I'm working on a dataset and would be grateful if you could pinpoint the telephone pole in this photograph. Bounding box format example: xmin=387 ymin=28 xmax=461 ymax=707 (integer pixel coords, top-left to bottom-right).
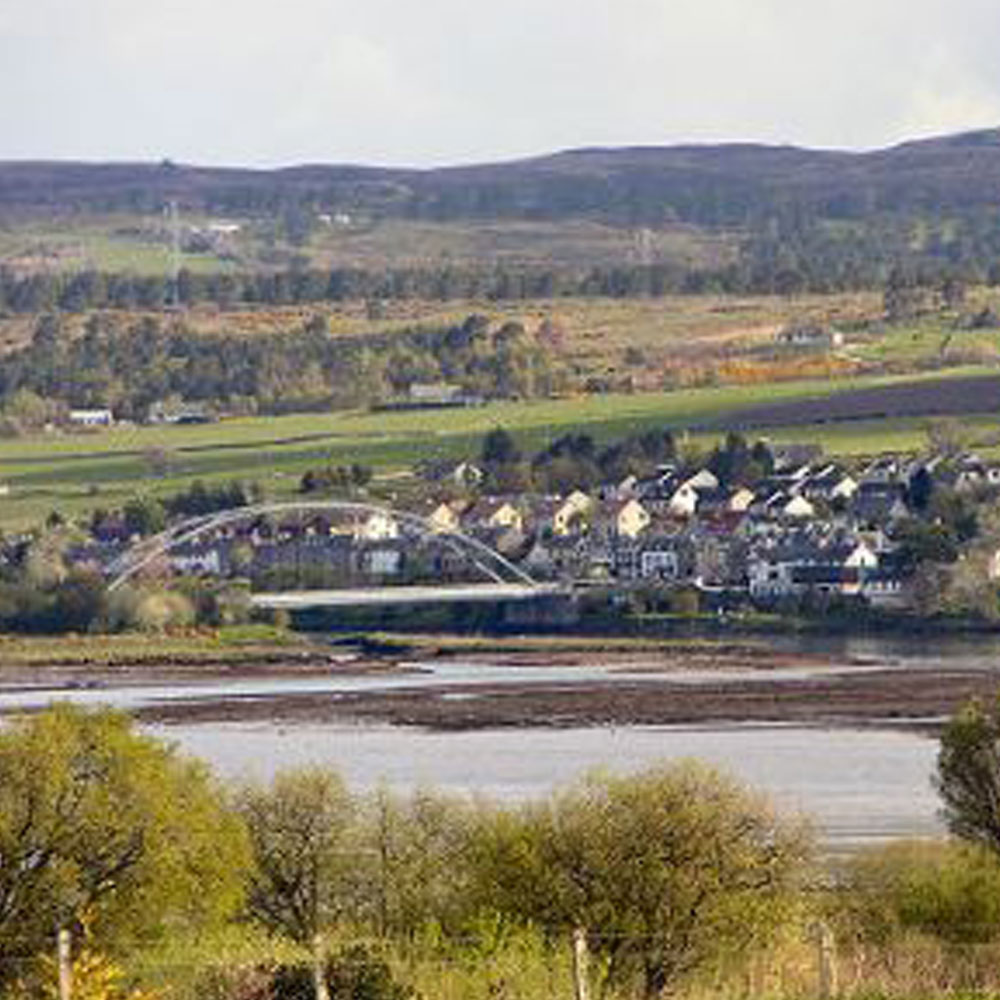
xmin=166 ymin=200 xmax=182 ymax=310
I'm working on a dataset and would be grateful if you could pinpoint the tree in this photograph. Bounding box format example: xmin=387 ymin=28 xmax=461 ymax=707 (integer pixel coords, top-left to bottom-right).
xmin=936 ymin=694 xmax=1000 ymax=854
xmin=940 ymin=275 xmax=967 ymax=311
xmin=0 ymin=706 xmax=248 ymax=983
xmin=469 ymin=762 xmax=809 ymax=999
xmin=883 ymin=267 xmax=928 ymax=323
xmin=709 ymin=432 xmax=756 ymax=487
xmin=236 ymin=767 xmax=361 ymax=943
xmin=480 ymin=427 xmax=520 ymax=467
xmin=122 ymin=495 xmax=167 ymax=537
xmin=362 ymin=787 xmax=474 ymax=936
xmin=907 ymin=466 xmax=935 ymax=513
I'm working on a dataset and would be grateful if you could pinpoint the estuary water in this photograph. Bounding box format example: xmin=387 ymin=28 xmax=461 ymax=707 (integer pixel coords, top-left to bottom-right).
xmin=156 ymin=720 xmax=941 ymax=845
xmin=3 ymin=630 xmax=999 ymax=845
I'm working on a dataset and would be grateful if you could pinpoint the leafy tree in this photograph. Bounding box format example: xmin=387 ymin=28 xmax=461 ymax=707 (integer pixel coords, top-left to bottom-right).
xmin=894 ymin=518 xmax=960 ymax=570
xmin=123 ymin=495 xmax=167 ymax=537
xmin=2 ymin=388 xmax=63 ymax=434
xmin=0 ymin=706 xmax=248 ymax=983
xmin=480 ymin=427 xmax=520 ymax=467
xmin=10 ymin=944 xmax=162 ymax=1000
xmin=936 ymin=694 xmax=1000 ymax=855
xmin=469 ymin=762 xmax=809 ymax=999
xmin=236 ymin=767 xmax=361 ymax=943
xmin=884 ymin=267 xmax=928 ymax=323
xmin=907 ymin=466 xmax=935 ymax=512
xmin=930 ymin=487 xmax=979 ymax=543
xmin=709 ymin=432 xmax=757 ymax=487
xmin=268 ymin=945 xmax=414 ymax=1000
xmin=105 ymin=586 xmax=196 ymax=632
xmin=940 ymin=275 xmax=967 ymax=311
xmin=362 ymin=787 xmax=474 ymax=936
xmin=50 ymin=569 xmax=109 ymax=632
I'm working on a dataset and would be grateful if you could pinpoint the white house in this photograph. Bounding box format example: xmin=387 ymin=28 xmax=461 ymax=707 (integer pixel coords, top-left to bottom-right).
xmin=683 ymin=469 xmax=720 ymax=492
xmin=425 ymin=501 xmax=463 ymax=534
xmin=353 ymin=510 xmax=400 ymax=541
xmin=69 ymin=408 xmax=114 ymax=427
xmin=668 ymin=483 xmax=700 ymax=517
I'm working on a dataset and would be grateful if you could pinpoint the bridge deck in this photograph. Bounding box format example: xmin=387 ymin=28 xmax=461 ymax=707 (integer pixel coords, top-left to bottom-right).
xmin=250 ymin=583 xmax=566 ymax=609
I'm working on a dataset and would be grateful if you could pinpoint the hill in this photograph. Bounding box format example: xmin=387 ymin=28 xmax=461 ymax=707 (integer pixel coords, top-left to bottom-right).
xmin=4 ymin=128 xmax=1000 ymax=227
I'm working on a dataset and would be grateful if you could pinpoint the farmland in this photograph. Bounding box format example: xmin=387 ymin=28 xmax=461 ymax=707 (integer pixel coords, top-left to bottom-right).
xmin=0 ymin=366 xmax=995 ymax=531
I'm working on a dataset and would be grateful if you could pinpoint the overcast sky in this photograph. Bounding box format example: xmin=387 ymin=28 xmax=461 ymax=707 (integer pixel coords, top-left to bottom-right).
xmin=3 ymin=0 xmax=1000 ymax=167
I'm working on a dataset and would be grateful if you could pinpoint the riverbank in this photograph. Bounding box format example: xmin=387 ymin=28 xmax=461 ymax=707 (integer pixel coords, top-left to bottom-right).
xmin=0 ymin=627 xmax=407 ymax=687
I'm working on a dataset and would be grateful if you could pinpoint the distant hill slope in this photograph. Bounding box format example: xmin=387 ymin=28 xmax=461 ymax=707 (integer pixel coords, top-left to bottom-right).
xmin=4 ymin=128 xmax=1000 ymax=227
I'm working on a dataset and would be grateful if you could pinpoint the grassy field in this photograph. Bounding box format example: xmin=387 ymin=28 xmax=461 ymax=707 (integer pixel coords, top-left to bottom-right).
xmin=0 ymin=216 xmax=233 ymax=276
xmin=0 ymin=213 xmax=734 ymax=277
xmin=0 ymin=625 xmax=303 ymax=667
xmin=0 ymin=367 xmax=993 ymax=531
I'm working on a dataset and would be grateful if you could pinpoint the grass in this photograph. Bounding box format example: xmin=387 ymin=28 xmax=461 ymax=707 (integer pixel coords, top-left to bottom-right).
xmin=351 ymin=632 xmax=758 ymax=655
xmin=0 ymin=626 xmax=304 ymax=668
xmin=127 ymin=918 xmax=1000 ymax=1000
xmin=0 ymin=217 xmax=232 ymax=276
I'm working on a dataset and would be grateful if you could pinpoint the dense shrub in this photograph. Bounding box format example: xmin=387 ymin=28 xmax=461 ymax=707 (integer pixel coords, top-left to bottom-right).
xmin=839 ymin=839 xmax=1000 ymax=943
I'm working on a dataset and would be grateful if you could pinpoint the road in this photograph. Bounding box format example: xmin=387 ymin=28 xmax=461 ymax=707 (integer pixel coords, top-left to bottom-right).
xmin=250 ymin=582 xmax=566 ymax=609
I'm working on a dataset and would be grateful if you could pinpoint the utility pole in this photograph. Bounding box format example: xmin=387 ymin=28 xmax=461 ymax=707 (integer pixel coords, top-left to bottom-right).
xmin=57 ymin=927 xmax=72 ymax=1000
xmin=166 ymin=200 xmax=182 ymax=310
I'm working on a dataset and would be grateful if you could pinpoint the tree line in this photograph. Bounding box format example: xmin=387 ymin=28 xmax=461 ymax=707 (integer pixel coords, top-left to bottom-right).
xmin=477 ymin=426 xmax=773 ymax=495
xmin=0 ymin=313 xmax=561 ymax=420
xmin=5 ymin=234 xmax=1000 ymax=318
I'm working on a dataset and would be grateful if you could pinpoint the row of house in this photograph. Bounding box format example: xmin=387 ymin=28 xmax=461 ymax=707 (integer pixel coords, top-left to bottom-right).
xmin=413 ymin=448 xmax=1000 ymax=608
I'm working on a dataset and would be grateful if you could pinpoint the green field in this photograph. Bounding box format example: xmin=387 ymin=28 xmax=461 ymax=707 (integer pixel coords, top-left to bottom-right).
xmin=0 ymin=217 xmax=234 ymax=275
xmin=0 ymin=367 xmax=993 ymax=531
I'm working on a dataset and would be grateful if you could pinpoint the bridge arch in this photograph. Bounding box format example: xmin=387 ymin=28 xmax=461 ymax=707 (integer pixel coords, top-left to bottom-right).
xmin=105 ymin=500 xmax=539 ymax=593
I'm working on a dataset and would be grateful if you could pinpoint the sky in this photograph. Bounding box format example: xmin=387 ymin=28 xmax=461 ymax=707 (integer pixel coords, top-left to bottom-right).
xmin=3 ymin=0 xmax=1000 ymax=168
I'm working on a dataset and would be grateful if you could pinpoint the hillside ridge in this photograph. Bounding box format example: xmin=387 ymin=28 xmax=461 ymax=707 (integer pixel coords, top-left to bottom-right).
xmin=4 ymin=127 xmax=1000 ymax=225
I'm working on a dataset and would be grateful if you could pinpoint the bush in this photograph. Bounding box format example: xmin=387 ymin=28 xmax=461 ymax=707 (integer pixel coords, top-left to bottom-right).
xmin=106 ymin=585 xmax=196 ymax=631
xmin=840 ymin=839 xmax=1000 ymax=943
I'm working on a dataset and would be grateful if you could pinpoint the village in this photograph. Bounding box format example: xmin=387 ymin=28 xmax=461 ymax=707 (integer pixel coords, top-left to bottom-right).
xmin=48 ymin=431 xmax=1000 ymax=621
xmin=411 ymin=442 xmax=993 ymax=614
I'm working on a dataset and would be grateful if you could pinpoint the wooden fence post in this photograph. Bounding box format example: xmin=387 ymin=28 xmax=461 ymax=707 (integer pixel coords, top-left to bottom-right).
xmin=812 ymin=921 xmax=837 ymax=999
xmin=312 ymin=934 xmax=330 ymax=1000
xmin=57 ymin=928 xmax=72 ymax=1000
xmin=572 ymin=928 xmax=589 ymax=1000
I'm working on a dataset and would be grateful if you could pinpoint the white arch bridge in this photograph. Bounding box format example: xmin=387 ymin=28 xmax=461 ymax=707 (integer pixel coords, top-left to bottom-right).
xmin=105 ymin=500 xmax=566 ymax=609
